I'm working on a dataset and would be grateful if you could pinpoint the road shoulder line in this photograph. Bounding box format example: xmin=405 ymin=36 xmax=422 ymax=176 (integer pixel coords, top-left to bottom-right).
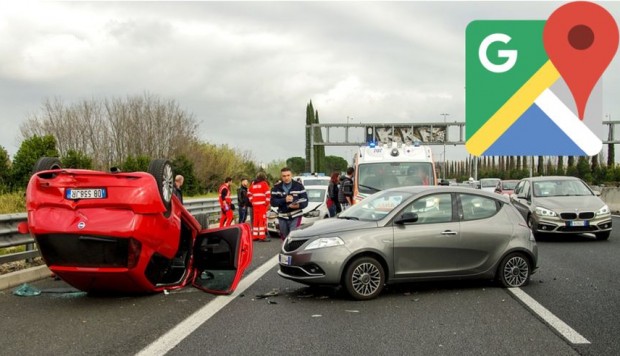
xmin=508 ymin=287 xmax=590 ymax=345
xmin=136 ymin=254 xmax=279 ymax=355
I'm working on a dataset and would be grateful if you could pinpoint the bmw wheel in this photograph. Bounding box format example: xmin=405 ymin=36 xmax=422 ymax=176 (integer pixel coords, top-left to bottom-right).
xmin=148 ymin=159 xmax=174 ymax=217
xmin=498 ymin=253 xmax=530 ymax=288
xmin=343 ymin=257 xmax=385 ymax=300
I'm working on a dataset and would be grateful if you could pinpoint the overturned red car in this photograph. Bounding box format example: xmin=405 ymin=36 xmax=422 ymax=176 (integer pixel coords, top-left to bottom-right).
xmin=21 ymin=157 xmax=252 ymax=294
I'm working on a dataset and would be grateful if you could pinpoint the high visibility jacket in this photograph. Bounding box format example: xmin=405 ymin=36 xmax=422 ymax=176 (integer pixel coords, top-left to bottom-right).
xmin=248 ymin=181 xmax=271 ymax=208
xmin=218 ymin=183 xmax=232 ymax=209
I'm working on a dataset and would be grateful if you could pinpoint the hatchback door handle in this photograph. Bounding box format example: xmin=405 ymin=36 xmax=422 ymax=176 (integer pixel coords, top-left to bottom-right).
xmin=441 ymin=230 xmax=457 ymax=236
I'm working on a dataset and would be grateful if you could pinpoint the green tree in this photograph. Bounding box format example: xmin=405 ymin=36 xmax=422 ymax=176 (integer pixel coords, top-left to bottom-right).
xmin=11 ymin=135 xmax=59 ymax=189
xmin=172 ymin=155 xmax=200 ymax=196
xmin=557 ymin=156 xmax=564 ymax=175
xmin=576 ymin=156 xmax=591 ymax=181
xmin=265 ymin=159 xmax=287 ymax=184
xmin=62 ymin=150 xmax=93 ymax=169
xmin=120 ymin=155 xmax=150 ymax=172
xmin=537 ymin=156 xmax=544 ymax=175
xmin=305 ymin=101 xmax=312 ymax=172
xmin=286 ymin=157 xmax=306 ymax=175
xmin=0 ymin=146 xmax=10 ymax=192
xmin=324 ymin=155 xmax=348 ymax=173
xmin=304 ymin=101 xmax=326 ymax=173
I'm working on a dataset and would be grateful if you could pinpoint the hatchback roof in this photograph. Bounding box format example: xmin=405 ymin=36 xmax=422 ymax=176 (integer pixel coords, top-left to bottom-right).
xmin=521 ymin=176 xmax=584 ymax=182
xmin=382 ymin=185 xmax=511 ymax=203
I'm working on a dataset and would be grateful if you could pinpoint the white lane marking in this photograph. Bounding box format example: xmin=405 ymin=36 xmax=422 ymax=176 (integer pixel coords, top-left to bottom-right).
xmin=508 ymin=287 xmax=590 ymax=344
xmin=136 ymin=255 xmax=279 ymax=355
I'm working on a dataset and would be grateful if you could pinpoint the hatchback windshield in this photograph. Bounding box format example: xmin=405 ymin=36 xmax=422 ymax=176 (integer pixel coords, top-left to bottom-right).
xmin=532 ymin=179 xmax=593 ymax=197
xmin=357 ymin=162 xmax=434 ymax=194
xmin=480 ymin=179 xmax=500 ymax=188
xmin=306 ymin=188 xmax=326 ymax=203
xmin=501 ymin=181 xmax=518 ymax=190
xmin=302 ymin=179 xmax=329 ymax=186
xmin=339 ymin=190 xmax=413 ymax=221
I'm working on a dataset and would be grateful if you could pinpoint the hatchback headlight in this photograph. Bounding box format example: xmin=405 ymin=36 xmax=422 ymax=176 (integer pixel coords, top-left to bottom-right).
xmin=535 ymin=206 xmax=557 ymax=217
xmin=596 ymin=204 xmax=610 ymax=216
xmin=305 ymin=237 xmax=344 ymax=250
xmin=304 ymin=210 xmax=320 ymax=218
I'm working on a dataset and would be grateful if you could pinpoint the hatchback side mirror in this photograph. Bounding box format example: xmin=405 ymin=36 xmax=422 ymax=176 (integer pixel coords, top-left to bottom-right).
xmin=395 ymin=212 xmax=418 ymax=224
xmin=593 ymin=190 xmax=601 ymax=197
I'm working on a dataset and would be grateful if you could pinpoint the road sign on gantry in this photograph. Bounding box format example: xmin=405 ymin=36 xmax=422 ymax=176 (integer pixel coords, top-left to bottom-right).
xmin=465 ymin=1 xmax=618 ymax=157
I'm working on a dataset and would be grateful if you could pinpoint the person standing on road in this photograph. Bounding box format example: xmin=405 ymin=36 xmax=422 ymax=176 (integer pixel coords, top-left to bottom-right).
xmin=173 ymin=175 xmax=184 ymax=204
xmin=248 ymin=172 xmax=271 ymax=241
xmin=237 ymin=178 xmax=251 ymax=223
xmin=338 ymin=167 xmax=355 ymax=210
xmin=271 ymin=167 xmax=308 ymax=240
xmin=327 ymin=171 xmax=341 ymax=217
xmin=218 ymin=177 xmax=234 ymax=227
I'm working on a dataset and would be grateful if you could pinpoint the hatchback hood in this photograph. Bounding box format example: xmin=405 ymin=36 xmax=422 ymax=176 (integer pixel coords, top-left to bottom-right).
xmin=535 ymin=195 xmax=605 ymax=211
xmin=290 ymin=218 xmax=378 ymax=237
xmin=304 ymin=202 xmax=322 ymax=213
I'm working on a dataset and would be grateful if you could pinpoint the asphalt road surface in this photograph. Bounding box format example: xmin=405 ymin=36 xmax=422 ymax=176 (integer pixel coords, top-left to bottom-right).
xmin=2 ymin=218 xmax=620 ymax=355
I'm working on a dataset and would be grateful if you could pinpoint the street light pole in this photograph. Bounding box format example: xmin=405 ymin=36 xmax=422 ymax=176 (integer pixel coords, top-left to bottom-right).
xmin=440 ymin=113 xmax=449 ymax=181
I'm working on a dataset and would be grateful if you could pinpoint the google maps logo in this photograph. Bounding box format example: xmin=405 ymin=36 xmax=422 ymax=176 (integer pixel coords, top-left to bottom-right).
xmin=466 ymin=1 xmax=618 ymax=156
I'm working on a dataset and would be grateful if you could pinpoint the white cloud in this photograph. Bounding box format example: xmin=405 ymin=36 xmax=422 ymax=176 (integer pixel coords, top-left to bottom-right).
xmin=0 ymin=1 xmax=618 ymax=165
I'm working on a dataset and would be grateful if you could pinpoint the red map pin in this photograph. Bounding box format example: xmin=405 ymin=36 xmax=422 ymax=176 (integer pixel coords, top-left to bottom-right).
xmin=543 ymin=1 xmax=619 ymax=120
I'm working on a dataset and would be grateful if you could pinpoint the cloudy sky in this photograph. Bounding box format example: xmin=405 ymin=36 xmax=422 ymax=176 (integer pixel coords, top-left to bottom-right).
xmin=1 ymin=1 xmax=619 ymax=166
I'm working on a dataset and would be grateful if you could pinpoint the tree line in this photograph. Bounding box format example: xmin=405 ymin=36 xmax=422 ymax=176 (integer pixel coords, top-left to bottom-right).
xmin=445 ymin=154 xmax=618 ymax=185
xmin=2 ymin=94 xmax=616 ymax=196
xmin=0 ymin=95 xmax=350 ymax=196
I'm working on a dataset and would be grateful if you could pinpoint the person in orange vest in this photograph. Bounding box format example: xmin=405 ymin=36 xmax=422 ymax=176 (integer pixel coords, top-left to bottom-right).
xmin=218 ymin=177 xmax=234 ymax=227
xmin=248 ymin=172 xmax=271 ymax=242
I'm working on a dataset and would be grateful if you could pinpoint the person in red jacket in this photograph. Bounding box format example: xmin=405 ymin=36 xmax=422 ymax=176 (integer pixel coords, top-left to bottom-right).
xmin=248 ymin=172 xmax=271 ymax=242
xmin=218 ymin=177 xmax=234 ymax=227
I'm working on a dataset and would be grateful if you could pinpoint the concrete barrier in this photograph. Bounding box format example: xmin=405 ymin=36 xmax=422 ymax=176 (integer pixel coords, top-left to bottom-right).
xmin=0 ymin=265 xmax=52 ymax=291
xmin=599 ymin=187 xmax=620 ymax=213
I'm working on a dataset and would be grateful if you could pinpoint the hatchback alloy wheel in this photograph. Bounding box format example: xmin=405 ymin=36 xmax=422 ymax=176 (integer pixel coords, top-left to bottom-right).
xmin=498 ymin=253 xmax=530 ymax=287
xmin=148 ymin=159 xmax=175 ymax=217
xmin=344 ymin=257 xmax=385 ymax=300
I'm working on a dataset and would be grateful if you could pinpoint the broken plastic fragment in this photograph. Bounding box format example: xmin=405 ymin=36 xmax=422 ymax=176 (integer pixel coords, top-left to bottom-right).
xmin=13 ymin=283 xmax=41 ymax=297
xmin=255 ymin=289 xmax=280 ymax=299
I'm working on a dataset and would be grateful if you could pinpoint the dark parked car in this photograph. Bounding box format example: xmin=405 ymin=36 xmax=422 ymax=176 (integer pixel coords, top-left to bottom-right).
xmin=278 ymin=186 xmax=538 ymax=300
xmin=510 ymin=176 xmax=612 ymax=240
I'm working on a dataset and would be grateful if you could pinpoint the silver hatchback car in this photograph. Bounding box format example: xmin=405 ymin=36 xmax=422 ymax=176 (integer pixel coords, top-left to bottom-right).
xmin=278 ymin=186 xmax=538 ymax=300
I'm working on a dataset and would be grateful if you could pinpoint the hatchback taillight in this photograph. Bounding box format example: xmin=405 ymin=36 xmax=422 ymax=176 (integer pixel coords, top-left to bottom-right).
xmin=127 ymin=238 xmax=142 ymax=269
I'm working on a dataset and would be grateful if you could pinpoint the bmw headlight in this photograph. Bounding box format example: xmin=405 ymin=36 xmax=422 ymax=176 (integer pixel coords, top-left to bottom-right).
xmin=535 ymin=206 xmax=557 ymax=217
xmin=596 ymin=204 xmax=611 ymax=216
xmin=304 ymin=210 xmax=320 ymax=218
xmin=305 ymin=237 xmax=345 ymax=250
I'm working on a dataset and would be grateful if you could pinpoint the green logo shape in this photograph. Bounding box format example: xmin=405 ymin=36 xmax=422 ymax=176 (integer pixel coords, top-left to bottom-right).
xmin=466 ymin=20 xmax=548 ymax=138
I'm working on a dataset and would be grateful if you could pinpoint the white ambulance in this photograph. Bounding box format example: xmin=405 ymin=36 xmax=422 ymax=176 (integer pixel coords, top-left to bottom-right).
xmin=353 ymin=141 xmax=437 ymax=203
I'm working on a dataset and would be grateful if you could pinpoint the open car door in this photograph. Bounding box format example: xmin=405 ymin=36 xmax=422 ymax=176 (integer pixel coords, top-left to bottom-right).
xmin=192 ymin=223 xmax=253 ymax=294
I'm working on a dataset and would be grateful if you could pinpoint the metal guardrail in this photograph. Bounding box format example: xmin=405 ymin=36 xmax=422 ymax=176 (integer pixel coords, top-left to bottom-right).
xmin=0 ymin=197 xmax=237 ymax=266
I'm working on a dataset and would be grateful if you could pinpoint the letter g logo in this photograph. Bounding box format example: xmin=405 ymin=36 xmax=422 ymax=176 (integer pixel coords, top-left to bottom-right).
xmin=479 ymin=33 xmax=518 ymax=73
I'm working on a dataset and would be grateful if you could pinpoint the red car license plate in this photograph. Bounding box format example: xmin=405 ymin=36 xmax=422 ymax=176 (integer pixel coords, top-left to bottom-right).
xmin=66 ymin=188 xmax=107 ymax=200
